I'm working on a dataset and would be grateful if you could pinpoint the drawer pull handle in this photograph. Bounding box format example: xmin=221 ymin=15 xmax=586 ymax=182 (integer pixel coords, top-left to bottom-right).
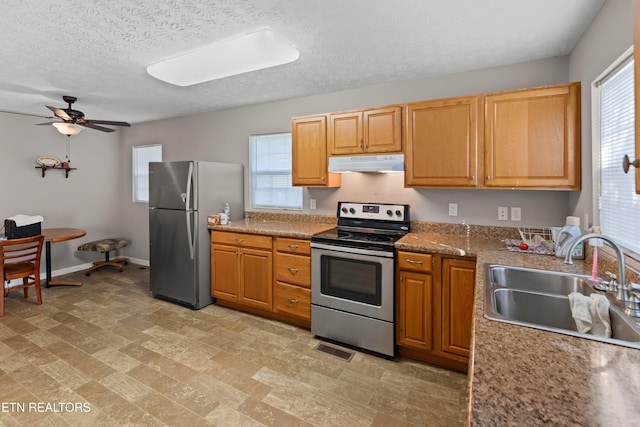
xmin=288 ymin=298 xmax=299 ymax=304
xmin=288 ymin=267 xmax=299 ymax=273
xmin=287 ymin=244 xmax=299 ymax=249
xmin=235 ymin=238 xmax=244 ymax=243
xmin=406 ymin=259 xmax=423 ymax=265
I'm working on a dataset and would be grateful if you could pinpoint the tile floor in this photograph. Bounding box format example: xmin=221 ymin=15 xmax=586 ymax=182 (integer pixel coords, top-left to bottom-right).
xmin=0 ymin=265 xmax=468 ymax=426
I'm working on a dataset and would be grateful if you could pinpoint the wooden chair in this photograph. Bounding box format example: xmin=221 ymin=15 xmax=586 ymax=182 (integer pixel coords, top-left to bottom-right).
xmin=0 ymin=235 xmax=45 ymax=317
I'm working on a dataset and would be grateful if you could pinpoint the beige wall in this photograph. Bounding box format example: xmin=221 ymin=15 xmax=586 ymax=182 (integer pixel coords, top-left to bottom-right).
xmin=568 ymin=0 xmax=634 ymax=225
xmin=0 ymin=113 xmax=124 ymax=273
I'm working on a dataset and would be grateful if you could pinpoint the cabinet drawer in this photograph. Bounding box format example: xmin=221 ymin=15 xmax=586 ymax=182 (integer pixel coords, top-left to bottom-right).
xmin=275 ymin=282 xmax=311 ymax=320
xmin=275 ymin=237 xmax=311 ymax=255
xmin=211 ymin=231 xmax=272 ymax=249
xmin=397 ymin=251 xmax=433 ymax=273
xmin=275 ymin=253 xmax=310 ymax=287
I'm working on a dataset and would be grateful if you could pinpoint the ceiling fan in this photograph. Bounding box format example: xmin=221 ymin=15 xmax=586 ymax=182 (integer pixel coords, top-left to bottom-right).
xmin=38 ymin=95 xmax=130 ymax=134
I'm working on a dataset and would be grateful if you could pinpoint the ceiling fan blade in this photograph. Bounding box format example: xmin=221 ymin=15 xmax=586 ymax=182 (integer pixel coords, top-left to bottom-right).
xmin=0 ymin=110 xmax=55 ymax=120
xmin=84 ymin=119 xmax=131 ymax=127
xmin=36 ymin=121 xmax=58 ymax=126
xmin=81 ymin=122 xmax=116 ymax=132
xmin=46 ymin=105 xmax=72 ymax=121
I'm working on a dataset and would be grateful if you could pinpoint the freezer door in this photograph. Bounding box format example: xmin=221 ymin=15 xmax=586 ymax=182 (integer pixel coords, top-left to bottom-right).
xmin=149 ymin=208 xmax=200 ymax=306
xmin=149 ymin=161 xmax=196 ymax=210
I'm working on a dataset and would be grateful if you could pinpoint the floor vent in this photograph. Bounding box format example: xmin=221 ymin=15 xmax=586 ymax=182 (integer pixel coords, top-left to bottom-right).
xmin=315 ymin=343 xmax=354 ymax=361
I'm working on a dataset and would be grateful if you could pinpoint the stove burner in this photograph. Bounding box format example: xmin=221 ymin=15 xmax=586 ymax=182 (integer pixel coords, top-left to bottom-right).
xmin=311 ymin=202 xmax=410 ymax=252
xmin=336 ymin=230 xmax=396 ymax=243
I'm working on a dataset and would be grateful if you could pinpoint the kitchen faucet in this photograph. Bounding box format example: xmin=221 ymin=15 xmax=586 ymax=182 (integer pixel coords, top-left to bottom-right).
xmin=564 ymin=233 xmax=640 ymax=317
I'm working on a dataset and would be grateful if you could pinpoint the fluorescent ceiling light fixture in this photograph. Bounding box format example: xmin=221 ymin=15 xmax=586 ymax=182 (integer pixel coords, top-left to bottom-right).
xmin=147 ymin=27 xmax=299 ymax=86
xmin=53 ymin=122 xmax=83 ymax=136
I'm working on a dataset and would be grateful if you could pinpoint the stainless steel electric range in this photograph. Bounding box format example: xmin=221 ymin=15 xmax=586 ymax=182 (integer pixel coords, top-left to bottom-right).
xmin=311 ymin=201 xmax=410 ymax=357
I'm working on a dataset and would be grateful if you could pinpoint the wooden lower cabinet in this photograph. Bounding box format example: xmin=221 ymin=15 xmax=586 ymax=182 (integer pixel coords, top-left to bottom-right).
xmin=211 ymin=231 xmax=311 ymax=328
xmin=396 ymin=251 xmax=476 ymax=372
xmin=441 ymin=258 xmax=476 ymax=359
xmin=397 ymin=270 xmax=435 ymax=351
xmin=274 ymin=237 xmax=311 ymax=322
xmin=211 ymin=231 xmax=273 ymax=310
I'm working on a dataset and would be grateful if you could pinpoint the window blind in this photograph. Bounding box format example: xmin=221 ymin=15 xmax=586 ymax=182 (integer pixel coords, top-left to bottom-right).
xmin=132 ymin=145 xmax=162 ymax=203
xmin=250 ymin=133 xmax=302 ymax=210
xmin=599 ymin=58 xmax=640 ymax=255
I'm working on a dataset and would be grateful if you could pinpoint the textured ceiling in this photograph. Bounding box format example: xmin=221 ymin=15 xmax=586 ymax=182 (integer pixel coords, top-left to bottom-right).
xmin=0 ymin=0 xmax=605 ymax=125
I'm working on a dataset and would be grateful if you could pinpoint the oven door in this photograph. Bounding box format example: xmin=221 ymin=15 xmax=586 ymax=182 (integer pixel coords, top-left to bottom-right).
xmin=311 ymin=242 xmax=394 ymax=322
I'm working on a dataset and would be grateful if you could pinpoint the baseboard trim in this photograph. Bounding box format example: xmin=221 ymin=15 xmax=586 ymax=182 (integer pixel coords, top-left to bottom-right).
xmin=4 ymin=257 xmax=150 ymax=288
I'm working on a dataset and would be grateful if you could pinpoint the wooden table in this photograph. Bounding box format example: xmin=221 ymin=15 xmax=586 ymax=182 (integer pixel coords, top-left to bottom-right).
xmin=42 ymin=228 xmax=86 ymax=287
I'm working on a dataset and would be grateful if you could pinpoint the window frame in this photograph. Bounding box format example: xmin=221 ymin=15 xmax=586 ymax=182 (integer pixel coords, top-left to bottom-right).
xmin=249 ymin=132 xmax=302 ymax=210
xmin=132 ymin=144 xmax=162 ymax=203
xmin=592 ymin=45 xmax=640 ymax=266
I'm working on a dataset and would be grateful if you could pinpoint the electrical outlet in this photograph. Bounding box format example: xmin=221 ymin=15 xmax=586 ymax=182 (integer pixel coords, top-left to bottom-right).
xmin=310 ymin=199 xmax=317 ymax=210
xmin=498 ymin=207 xmax=508 ymax=221
xmin=510 ymin=207 xmax=521 ymax=221
xmin=448 ymin=203 xmax=458 ymax=216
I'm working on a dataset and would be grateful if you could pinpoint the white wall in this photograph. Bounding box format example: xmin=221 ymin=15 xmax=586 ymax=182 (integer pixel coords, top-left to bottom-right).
xmin=122 ymin=56 xmax=572 ymax=261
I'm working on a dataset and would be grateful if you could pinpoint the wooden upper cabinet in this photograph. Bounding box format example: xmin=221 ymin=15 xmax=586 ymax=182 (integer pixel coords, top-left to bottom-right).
xmin=634 ymin=0 xmax=640 ymax=194
xmin=328 ymin=111 xmax=363 ymax=155
xmin=292 ymin=115 xmax=341 ymax=187
xmin=405 ymin=96 xmax=480 ymax=187
xmin=484 ymin=82 xmax=581 ymax=189
xmin=329 ymin=106 xmax=402 ymax=155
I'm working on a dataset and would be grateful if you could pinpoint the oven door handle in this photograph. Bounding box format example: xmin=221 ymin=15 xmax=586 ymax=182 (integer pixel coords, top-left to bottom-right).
xmin=310 ymin=242 xmax=394 ymax=258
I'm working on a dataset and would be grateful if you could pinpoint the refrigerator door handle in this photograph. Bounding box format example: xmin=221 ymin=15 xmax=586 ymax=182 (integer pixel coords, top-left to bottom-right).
xmin=186 ymin=211 xmax=196 ymax=260
xmin=184 ymin=161 xmax=194 ymax=208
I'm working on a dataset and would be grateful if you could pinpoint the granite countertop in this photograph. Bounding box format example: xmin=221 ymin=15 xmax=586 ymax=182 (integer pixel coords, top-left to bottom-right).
xmin=395 ymin=232 xmax=505 ymax=256
xmin=469 ymin=249 xmax=640 ymax=427
xmin=208 ymin=219 xmax=335 ymax=239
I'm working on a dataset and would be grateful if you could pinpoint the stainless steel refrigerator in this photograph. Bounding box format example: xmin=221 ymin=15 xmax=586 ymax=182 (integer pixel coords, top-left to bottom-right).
xmin=149 ymin=160 xmax=243 ymax=309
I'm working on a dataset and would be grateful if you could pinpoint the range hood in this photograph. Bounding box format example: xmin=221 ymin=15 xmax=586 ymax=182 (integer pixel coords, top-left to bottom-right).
xmin=328 ymin=154 xmax=404 ymax=173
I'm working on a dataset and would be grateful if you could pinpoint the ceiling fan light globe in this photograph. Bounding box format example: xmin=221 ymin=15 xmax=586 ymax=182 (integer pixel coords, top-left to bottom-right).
xmin=53 ymin=122 xmax=83 ymax=136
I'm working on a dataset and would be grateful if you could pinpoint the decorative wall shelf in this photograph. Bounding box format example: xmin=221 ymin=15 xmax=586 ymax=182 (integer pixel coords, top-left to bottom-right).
xmin=35 ymin=165 xmax=76 ymax=178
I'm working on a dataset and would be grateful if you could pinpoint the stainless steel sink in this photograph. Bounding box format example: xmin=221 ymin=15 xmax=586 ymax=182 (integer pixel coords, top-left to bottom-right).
xmin=484 ymin=264 xmax=640 ymax=348
xmin=489 ymin=265 xmax=594 ymax=295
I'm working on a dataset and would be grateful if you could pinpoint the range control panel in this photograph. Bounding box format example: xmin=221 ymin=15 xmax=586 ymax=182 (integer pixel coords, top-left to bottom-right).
xmin=337 ymin=202 xmax=408 ymax=221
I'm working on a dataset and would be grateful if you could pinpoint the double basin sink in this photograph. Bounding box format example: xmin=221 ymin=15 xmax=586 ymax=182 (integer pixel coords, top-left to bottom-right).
xmin=484 ymin=264 xmax=640 ymax=348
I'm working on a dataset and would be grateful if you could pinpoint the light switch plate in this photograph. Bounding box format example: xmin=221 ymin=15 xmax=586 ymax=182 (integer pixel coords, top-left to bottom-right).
xmin=310 ymin=199 xmax=317 ymax=210
xmin=510 ymin=207 xmax=521 ymax=221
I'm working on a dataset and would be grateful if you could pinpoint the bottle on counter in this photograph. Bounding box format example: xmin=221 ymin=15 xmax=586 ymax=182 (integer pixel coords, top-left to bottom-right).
xmin=223 ymin=203 xmax=231 ymax=219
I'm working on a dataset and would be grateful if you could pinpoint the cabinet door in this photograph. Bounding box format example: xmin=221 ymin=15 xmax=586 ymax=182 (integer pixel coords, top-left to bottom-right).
xmin=239 ymin=248 xmax=273 ymax=310
xmin=364 ymin=106 xmax=402 ymax=153
xmin=292 ymin=115 xmax=341 ymax=187
xmin=405 ymin=96 xmax=479 ymax=187
xmin=441 ymin=258 xmax=475 ymax=358
xmin=396 ymin=270 xmax=434 ymax=351
xmin=211 ymin=244 xmax=239 ymax=301
xmin=329 ymin=111 xmax=363 ymax=155
xmin=484 ymin=83 xmax=581 ymax=189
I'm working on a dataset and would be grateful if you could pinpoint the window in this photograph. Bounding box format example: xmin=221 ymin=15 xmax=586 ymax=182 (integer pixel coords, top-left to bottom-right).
xmin=250 ymin=133 xmax=302 ymax=209
xmin=594 ymin=48 xmax=640 ymax=257
xmin=132 ymin=145 xmax=162 ymax=203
